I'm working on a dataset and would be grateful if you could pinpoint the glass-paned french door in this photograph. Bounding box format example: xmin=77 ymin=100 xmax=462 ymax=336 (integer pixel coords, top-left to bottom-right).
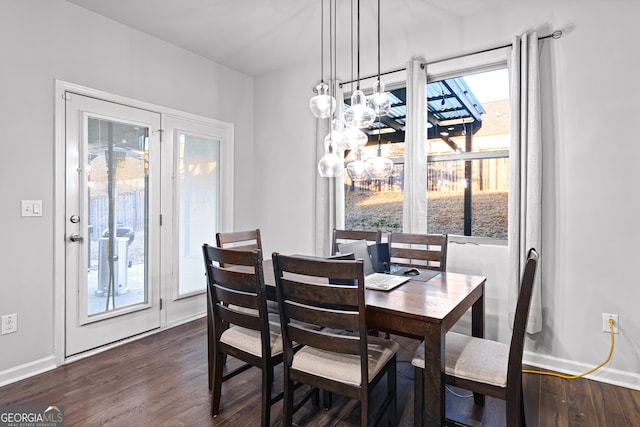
xmin=65 ymin=93 xmax=161 ymax=356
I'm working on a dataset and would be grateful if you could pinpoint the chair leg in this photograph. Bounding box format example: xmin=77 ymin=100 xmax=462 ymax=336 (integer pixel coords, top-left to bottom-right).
xmin=261 ymin=366 xmax=273 ymax=427
xmin=323 ymin=390 xmax=332 ymax=410
xmin=360 ymin=391 xmax=369 ymax=427
xmin=207 ymin=310 xmax=214 ymax=391
xmin=505 ymin=388 xmax=525 ymax=427
xmin=388 ymin=360 xmax=397 ymax=426
xmin=413 ymin=367 xmax=423 ymax=427
xmin=283 ymin=372 xmax=295 ymax=427
xmin=520 ymin=389 xmax=527 ymax=426
xmin=211 ymin=351 xmax=225 ymax=416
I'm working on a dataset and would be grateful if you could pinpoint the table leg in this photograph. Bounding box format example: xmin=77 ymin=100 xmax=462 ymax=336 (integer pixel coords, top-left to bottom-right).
xmin=422 ymin=323 xmax=445 ymax=426
xmin=471 ymin=286 xmax=485 ymax=406
xmin=471 ymin=285 xmax=485 ymax=338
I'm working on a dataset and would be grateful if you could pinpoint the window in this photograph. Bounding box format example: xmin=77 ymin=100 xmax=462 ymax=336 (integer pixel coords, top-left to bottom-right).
xmin=344 ymin=67 xmax=510 ymax=239
xmin=176 ymin=131 xmax=221 ymax=296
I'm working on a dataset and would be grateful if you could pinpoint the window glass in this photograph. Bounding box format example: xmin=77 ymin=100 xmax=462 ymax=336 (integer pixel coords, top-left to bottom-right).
xmin=177 ymin=131 xmax=220 ymax=296
xmin=344 ymin=67 xmax=510 ymax=239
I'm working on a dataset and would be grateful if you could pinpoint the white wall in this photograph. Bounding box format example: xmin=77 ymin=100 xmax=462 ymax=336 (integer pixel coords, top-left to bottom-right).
xmin=0 ymin=0 xmax=254 ymax=382
xmin=254 ymin=1 xmax=640 ymax=389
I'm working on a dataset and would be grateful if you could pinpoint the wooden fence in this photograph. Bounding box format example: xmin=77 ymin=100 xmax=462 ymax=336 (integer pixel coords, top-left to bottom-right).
xmin=346 ymin=158 xmax=509 ymax=193
xmin=88 ymin=190 xmax=145 ymax=239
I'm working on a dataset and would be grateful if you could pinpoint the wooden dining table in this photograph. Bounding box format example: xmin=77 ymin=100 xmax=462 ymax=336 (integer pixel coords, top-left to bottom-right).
xmin=261 ymin=258 xmax=486 ymax=426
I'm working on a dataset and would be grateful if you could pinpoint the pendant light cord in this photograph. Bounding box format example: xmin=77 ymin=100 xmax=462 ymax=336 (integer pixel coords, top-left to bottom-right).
xmin=377 ymin=0 xmax=381 ymax=80
xmin=328 ymin=0 xmax=333 ymax=146
xmin=376 ymin=0 xmax=382 ymax=155
xmin=350 ymin=0 xmax=354 ymax=92
xmin=356 ymin=0 xmax=360 ymax=90
xmin=332 ymin=0 xmax=337 ymax=100
xmin=377 ymin=116 xmax=382 ymax=155
xmin=319 ymin=0 xmax=324 ymax=83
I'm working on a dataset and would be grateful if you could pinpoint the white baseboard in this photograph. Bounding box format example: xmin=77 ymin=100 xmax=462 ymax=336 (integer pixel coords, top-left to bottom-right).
xmin=0 ymin=313 xmax=206 ymax=388
xmin=164 ymin=312 xmax=206 ymax=330
xmin=524 ymin=350 xmax=640 ymax=391
xmin=0 ymin=356 xmax=57 ymax=388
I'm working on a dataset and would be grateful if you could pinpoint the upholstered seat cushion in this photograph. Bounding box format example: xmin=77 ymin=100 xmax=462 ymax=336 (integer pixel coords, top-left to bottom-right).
xmin=220 ymin=313 xmax=283 ymax=357
xmin=292 ymin=336 xmax=399 ymax=386
xmin=411 ymin=332 xmax=509 ymax=388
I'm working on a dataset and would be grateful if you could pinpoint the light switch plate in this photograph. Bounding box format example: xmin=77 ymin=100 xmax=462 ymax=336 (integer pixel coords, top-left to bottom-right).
xmin=21 ymin=200 xmax=43 ymax=217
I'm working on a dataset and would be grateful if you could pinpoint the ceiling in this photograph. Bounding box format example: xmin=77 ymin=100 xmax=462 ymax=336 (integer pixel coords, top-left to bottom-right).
xmin=66 ymin=0 xmax=515 ymax=77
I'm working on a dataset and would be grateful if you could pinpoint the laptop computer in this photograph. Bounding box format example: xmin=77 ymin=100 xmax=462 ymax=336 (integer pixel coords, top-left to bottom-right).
xmin=336 ymin=240 xmax=411 ymax=291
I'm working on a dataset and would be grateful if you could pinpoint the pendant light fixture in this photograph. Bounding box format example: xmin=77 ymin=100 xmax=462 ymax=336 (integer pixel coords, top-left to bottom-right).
xmin=365 ymin=116 xmax=394 ymax=180
xmin=309 ymin=0 xmax=336 ymax=119
xmin=343 ymin=0 xmax=375 ymax=129
xmin=367 ymin=0 xmax=391 ymax=117
xmin=363 ymin=0 xmax=392 ymax=180
xmin=318 ymin=137 xmax=342 ymax=177
xmin=342 ymin=127 xmax=367 ymax=150
xmin=325 ymin=118 xmax=347 ymax=153
xmin=341 ymin=0 xmax=368 ymax=150
xmin=346 ymin=148 xmax=369 ymax=181
xmin=317 ymin=0 xmax=342 ymax=178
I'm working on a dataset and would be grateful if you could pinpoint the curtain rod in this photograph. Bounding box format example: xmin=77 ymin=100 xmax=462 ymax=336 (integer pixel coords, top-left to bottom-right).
xmin=340 ymin=30 xmax=562 ymax=86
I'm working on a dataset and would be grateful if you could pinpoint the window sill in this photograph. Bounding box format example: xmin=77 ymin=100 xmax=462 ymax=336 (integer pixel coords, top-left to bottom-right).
xmin=448 ymin=234 xmax=507 ymax=247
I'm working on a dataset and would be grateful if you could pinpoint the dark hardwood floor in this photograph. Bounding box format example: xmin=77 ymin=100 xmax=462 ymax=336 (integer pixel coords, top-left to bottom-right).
xmin=0 ymin=318 xmax=638 ymax=426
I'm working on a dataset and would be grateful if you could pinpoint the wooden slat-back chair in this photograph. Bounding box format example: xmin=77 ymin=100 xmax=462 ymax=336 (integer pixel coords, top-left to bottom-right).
xmin=332 ymin=229 xmax=382 ymax=255
xmin=388 ymin=232 xmax=448 ymax=271
xmin=272 ymin=253 xmax=398 ymax=427
xmin=412 ymin=248 xmax=539 ymax=426
xmin=202 ymin=244 xmax=282 ymax=426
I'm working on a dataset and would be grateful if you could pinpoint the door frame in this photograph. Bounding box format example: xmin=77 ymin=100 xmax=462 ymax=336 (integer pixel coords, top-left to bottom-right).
xmin=54 ymin=80 xmax=234 ymax=365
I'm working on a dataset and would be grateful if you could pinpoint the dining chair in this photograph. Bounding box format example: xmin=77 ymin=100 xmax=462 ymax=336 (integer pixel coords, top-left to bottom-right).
xmin=388 ymin=232 xmax=448 ymax=271
xmin=216 ymin=228 xmax=262 ymax=251
xmin=411 ymin=248 xmax=539 ymax=426
xmin=332 ymin=229 xmax=382 ymax=255
xmin=202 ymin=244 xmax=283 ymax=426
xmin=216 ymin=228 xmax=278 ymax=330
xmin=272 ymin=252 xmax=398 ymax=427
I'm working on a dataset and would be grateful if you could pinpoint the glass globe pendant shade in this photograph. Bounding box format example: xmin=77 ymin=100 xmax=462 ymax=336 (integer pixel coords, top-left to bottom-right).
xmin=346 ymin=150 xmax=368 ymax=181
xmin=309 ymin=82 xmax=336 ymax=119
xmin=365 ymin=149 xmax=394 ymax=180
xmin=318 ymin=136 xmax=343 ymax=178
xmin=324 ymin=132 xmax=346 ymax=154
xmin=344 ymin=90 xmax=376 ymax=128
xmin=367 ymin=80 xmax=391 ymax=116
xmin=341 ymin=127 xmax=368 ymax=150
xmin=324 ymin=119 xmax=347 ymax=152
xmin=318 ymin=151 xmax=343 ymax=177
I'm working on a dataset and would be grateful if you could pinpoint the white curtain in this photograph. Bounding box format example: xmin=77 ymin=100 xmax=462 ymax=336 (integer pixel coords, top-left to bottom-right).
xmin=403 ymin=57 xmax=428 ymax=233
xmin=508 ymin=33 xmax=543 ymax=334
xmin=314 ymin=81 xmax=345 ymax=256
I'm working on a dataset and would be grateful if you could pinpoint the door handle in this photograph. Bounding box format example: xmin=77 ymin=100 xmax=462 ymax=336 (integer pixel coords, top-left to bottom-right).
xmin=69 ymin=233 xmax=83 ymax=243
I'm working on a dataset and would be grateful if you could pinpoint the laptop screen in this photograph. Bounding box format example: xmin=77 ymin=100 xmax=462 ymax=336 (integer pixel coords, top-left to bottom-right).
xmin=337 ymin=240 xmax=375 ymax=276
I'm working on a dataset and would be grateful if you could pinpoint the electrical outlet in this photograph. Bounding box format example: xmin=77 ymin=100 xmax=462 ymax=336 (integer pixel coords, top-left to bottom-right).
xmin=602 ymin=313 xmax=619 ymax=334
xmin=1 ymin=313 xmax=18 ymax=335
